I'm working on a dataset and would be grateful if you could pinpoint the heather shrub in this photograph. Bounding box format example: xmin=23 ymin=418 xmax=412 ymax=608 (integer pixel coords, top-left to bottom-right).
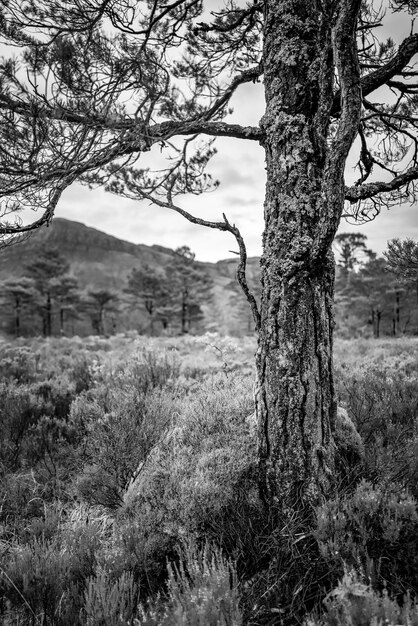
xmin=124 ymin=372 xmax=259 ymax=552
xmin=72 ymin=386 xmax=177 ymax=509
xmin=0 ymin=472 xmax=48 ymax=534
xmin=1 ymin=335 xmax=418 ymax=625
xmin=315 ymin=480 xmax=418 ymax=599
xmin=336 ymin=363 xmax=418 ymax=495
xmin=0 ymin=536 xmax=73 ymax=624
xmin=0 ymin=359 xmax=89 ymax=486
xmin=305 ymin=570 xmax=418 ymax=626
xmin=0 ymin=505 xmax=116 ymax=625
xmin=89 ymin=346 xmax=180 ymax=394
xmin=0 ymin=382 xmax=45 ymax=470
xmin=83 ymin=568 xmax=138 ymax=625
xmin=0 ymin=344 xmax=39 ymax=383
xmin=139 ymin=542 xmax=242 ymax=626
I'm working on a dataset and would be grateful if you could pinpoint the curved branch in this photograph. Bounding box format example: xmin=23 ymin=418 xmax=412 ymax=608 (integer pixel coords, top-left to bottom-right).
xmin=221 ymin=213 xmax=261 ymax=333
xmin=137 ymin=191 xmax=261 ymax=332
xmin=345 ymin=165 xmax=418 ymax=201
xmin=331 ymin=33 xmax=418 ymax=116
xmin=202 ymin=64 xmax=262 ymax=121
xmin=195 ymin=3 xmax=263 ymax=34
xmin=0 ymin=176 xmax=73 ymax=236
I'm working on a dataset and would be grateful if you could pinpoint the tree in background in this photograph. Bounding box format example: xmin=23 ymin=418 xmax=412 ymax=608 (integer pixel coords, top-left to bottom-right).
xmin=1 ymin=0 xmax=418 ymax=507
xmin=49 ymin=275 xmax=81 ymax=335
xmin=335 ymin=255 xmax=416 ymax=338
xmin=350 ymin=258 xmax=390 ymax=338
xmin=0 ymin=277 xmax=38 ymax=337
xmin=385 ymin=238 xmax=418 ymax=329
xmin=84 ymin=290 xmax=119 ymax=336
xmin=124 ymin=264 xmax=169 ymax=335
xmin=385 ymin=239 xmax=418 ymax=281
xmin=167 ymin=247 xmax=211 ymax=334
xmin=334 ymin=233 xmax=374 ymax=285
xmin=25 ymin=249 xmax=70 ymax=336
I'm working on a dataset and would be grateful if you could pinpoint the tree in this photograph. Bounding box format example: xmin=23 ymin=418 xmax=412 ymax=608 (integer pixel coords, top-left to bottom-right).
xmin=84 ymin=290 xmax=119 ymax=336
xmin=0 ymin=277 xmax=37 ymax=337
xmin=125 ymin=264 xmax=169 ymax=334
xmin=385 ymin=238 xmax=418 ymax=327
xmin=385 ymin=239 xmax=418 ymax=282
xmin=336 ymin=256 xmax=415 ymax=337
xmin=25 ymin=249 xmax=70 ymax=336
xmin=334 ymin=233 xmax=374 ymax=284
xmin=167 ymin=246 xmax=211 ymax=334
xmin=1 ymin=0 xmax=418 ymax=508
xmin=49 ymin=275 xmax=81 ymax=335
xmin=343 ymin=258 xmax=390 ymax=338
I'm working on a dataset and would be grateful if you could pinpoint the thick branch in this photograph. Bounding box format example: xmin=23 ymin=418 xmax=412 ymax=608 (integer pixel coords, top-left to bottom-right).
xmin=147 ymin=120 xmax=262 ymax=142
xmin=331 ymin=33 xmax=418 ymax=116
xmin=312 ymin=0 xmax=361 ymax=259
xmin=345 ymin=165 xmax=418 ymax=201
xmin=0 ymin=92 xmax=262 ymax=141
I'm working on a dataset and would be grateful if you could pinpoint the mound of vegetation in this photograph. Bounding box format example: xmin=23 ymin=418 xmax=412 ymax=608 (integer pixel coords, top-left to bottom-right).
xmin=0 ymin=333 xmax=417 ymax=625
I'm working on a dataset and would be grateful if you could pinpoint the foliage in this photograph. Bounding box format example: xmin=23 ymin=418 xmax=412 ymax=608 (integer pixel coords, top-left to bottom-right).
xmin=305 ymin=570 xmax=418 ymax=626
xmin=333 ymin=233 xmax=374 ymax=276
xmin=335 ymin=255 xmax=418 ymax=338
xmin=0 ymin=334 xmax=418 ymax=624
xmin=385 ymin=238 xmax=418 ymax=281
xmin=336 ymin=352 xmax=418 ymax=496
xmin=316 ymin=481 xmax=418 ymax=598
xmin=83 ymin=290 xmax=120 ymax=336
xmin=139 ymin=542 xmax=242 ymax=626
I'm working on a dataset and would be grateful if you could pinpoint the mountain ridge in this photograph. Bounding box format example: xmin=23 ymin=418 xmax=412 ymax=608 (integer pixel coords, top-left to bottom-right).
xmin=0 ymin=217 xmax=260 ymax=335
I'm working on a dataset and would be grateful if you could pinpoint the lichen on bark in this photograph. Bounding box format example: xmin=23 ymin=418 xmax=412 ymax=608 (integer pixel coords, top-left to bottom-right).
xmin=256 ymin=0 xmax=361 ymax=509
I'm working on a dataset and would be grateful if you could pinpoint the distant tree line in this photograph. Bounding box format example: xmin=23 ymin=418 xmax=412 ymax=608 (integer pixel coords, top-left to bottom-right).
xmin=334 ymin=234 xmax=418 ymax=338
xmin=2 ymin=235 xmax=418 ymax=338
xmin=0 ymin=246 xmax=212 ymax=337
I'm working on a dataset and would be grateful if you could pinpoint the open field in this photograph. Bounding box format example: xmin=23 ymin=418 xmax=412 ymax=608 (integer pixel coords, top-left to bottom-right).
xmin=1 ymin=333 xmax=418 ymax=625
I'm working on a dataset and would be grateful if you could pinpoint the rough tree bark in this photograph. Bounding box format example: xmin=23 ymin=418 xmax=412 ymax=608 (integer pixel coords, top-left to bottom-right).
xmin=2 ymin=0 xmax=416 ymax=512
xmin=256 ymin=0 xmax=361 ymax=508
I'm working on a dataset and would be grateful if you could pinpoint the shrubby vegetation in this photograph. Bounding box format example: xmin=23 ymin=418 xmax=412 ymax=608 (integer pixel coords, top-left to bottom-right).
xmin=0 ymin=333 xmax=417 ymax=624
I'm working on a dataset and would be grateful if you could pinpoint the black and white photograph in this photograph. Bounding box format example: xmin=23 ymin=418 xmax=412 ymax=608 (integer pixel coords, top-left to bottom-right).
xmin=0 ymin=0 xmax=418 ymax=623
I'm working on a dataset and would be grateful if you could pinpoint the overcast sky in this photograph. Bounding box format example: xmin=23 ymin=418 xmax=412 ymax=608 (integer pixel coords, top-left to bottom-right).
xmin=52 ymin=9 xmax=418 ymax=263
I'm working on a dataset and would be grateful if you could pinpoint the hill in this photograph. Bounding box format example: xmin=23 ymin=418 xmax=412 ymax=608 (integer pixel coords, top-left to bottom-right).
xmin=0 ymin=218 xmax=261 ymax=336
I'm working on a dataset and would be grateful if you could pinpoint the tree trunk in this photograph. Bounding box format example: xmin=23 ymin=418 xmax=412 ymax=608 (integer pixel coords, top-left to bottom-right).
xmin=99 ymin=307 xmax=104 ymax=335
xmin=181 ymin=289 xmax=189 ymax=334
xmin=60 ymin=307 xmax=65 ymax=335
xmin=256 ymin=253 xmax=337 ymax=507
xmin=256 ymin=0 xmax=361 ymax=508
xmin=46 ymin=291 xmax=52 ymax=337
xmin=395 ymin=291 xmax=400 ymax=335
xmin=376 ymin=310 xmax=381 ymax=339
xmin=14 ymin=296 xmax=21 ymax=338
xmin=371 ymin=308 xmax=376 ymax=338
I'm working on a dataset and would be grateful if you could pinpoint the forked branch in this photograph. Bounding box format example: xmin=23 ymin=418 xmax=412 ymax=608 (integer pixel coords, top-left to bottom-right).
xmin=137 ymin=191 xmax=261 ymax=333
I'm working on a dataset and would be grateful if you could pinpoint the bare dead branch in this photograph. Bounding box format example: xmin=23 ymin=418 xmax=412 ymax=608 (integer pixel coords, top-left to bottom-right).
xmin=121 ymin=189 xmax=261 ymax=332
